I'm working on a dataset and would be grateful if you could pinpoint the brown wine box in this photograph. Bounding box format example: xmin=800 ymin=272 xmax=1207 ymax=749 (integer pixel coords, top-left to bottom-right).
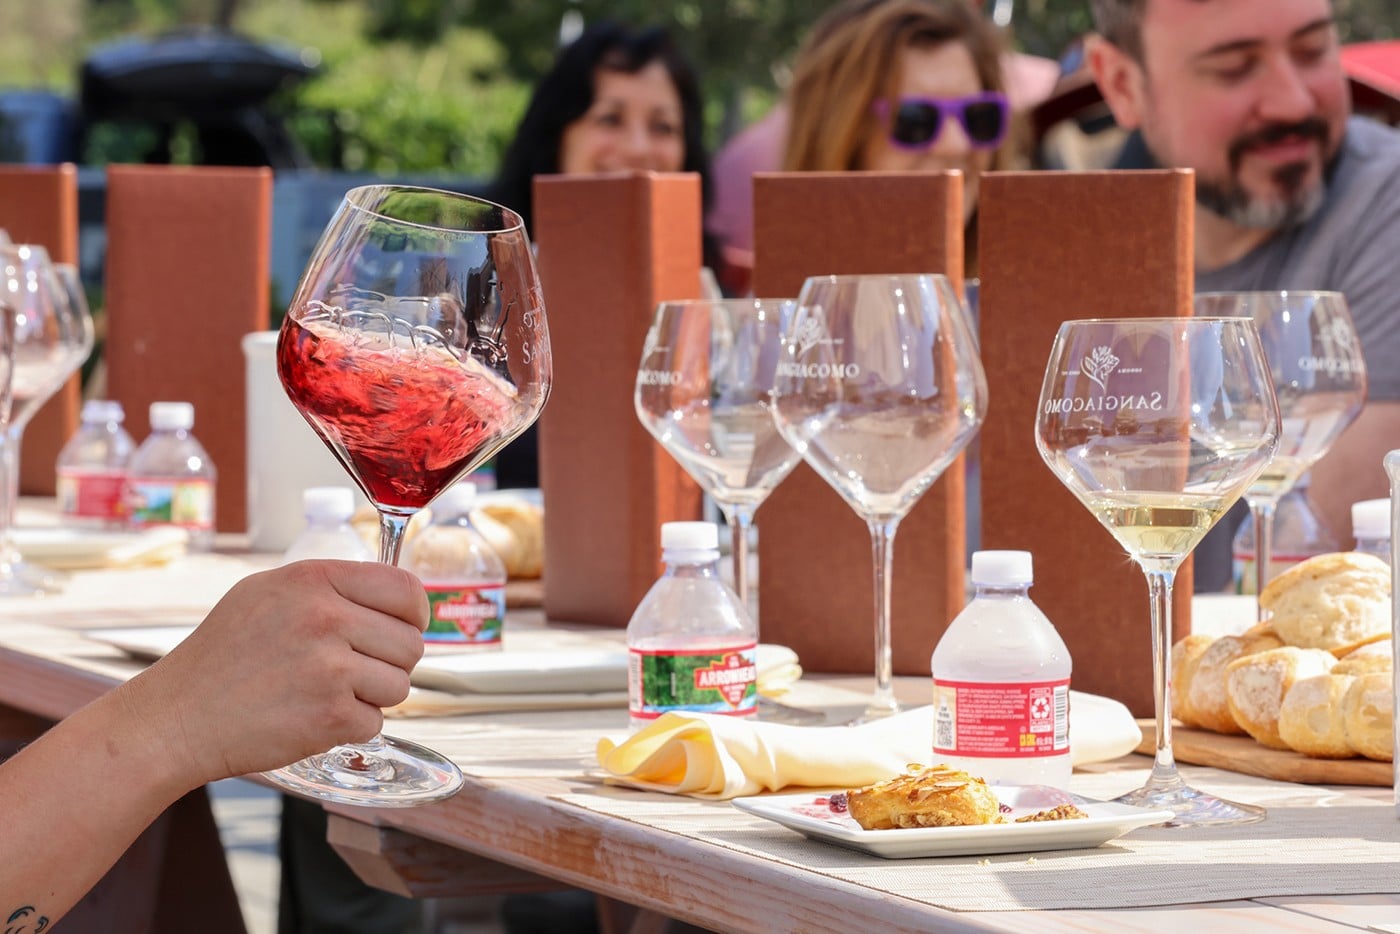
xmin=104 ymin=165 xmax=272 ymax=532
xmin=751 ymin=171 xmax=966 ymax=676
xmin=0 ymin=164 xmax=81 ymax=496
xmin=533 ymin=172 xmax=704 ymax=626
xmin=977 ymin=169 xmax=1195 ymax=716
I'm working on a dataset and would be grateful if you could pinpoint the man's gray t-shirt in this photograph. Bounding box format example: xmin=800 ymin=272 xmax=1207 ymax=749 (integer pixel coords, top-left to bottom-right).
xmin=1196 ymin=116 xmax=1400 ymax=400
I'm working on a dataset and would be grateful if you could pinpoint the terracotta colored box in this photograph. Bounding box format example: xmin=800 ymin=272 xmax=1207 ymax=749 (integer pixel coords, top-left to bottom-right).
xmin=533 ymin=172 xmax=704 ymax=626
xmin=977 ymin=169 xmax=1195 ymax=716
xmin=0 ymin=164 xmax=81 ymax=496
xmin=751 ymin=171 xmax=966 ymax=676
xmin=104 ymin=165 xmax=272 ymax=533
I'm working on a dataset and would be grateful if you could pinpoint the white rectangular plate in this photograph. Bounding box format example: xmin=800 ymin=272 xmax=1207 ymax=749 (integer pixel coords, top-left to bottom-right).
xmin=732 ymin=786 xmax=1172 ymax=858
xmin=85 ymin=626 xmax=630 ymax=695
xmin=411 ymin=649 xmax=629 ymax=695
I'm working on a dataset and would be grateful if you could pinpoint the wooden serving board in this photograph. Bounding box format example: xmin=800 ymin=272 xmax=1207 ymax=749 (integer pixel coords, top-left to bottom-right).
xmin=1135 ymin=719 xmax=1392 ymax=786
xmin=506 ymin=578 xmax=544 ymax=609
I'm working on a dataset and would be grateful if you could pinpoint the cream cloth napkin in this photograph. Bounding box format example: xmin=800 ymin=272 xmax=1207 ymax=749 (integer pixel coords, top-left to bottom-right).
xmin=597 ymin=691 xmax=1141 ymax=799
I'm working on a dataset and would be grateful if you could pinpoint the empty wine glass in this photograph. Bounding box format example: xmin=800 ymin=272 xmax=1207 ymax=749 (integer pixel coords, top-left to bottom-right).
xmin=264 ymin=185 xmax=552 ymax=806
xmin=1036 ymin=317 xmax=1280 ymax=826
xmin=0 ymin=244 xmax=93 ymax=596
xmin=1194 ymin=292 xmax=1366 ymax=606
xmin=771 ymin=274 xmax=987 ymax=721
xmin=635 ymin=298 xmax=801 ymax=610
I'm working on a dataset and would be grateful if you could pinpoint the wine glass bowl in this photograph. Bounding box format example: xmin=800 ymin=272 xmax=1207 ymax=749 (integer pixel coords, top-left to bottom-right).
xmin=1036 ymin=317 xmax=1280 ymax=826
xmin=0 ymin=244 xmax=93 ymax=597
xmin=771 ymin=274 xmax=986 ymax=721
xmin=266 ymin=185 xmax=551 ymax=806
xmin=635 ymin=298 xmax=801 ymax=606
xmin=1193 ymin=291 xmax=1366 ymax=599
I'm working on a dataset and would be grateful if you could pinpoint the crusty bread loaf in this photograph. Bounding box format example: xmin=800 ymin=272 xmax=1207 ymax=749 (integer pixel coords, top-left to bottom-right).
xmin=1343 ymin=672 xmax=1395 ymax=762
xmin=847 ymin=764 xmax=1002 ymax=830
xmin=474 ymin=499 xmax=544 ymax=579
xmin=1187 ymin=631 xmax=1284 ymax=735
xmin=1278 ymin=673 xmax=1356 ymax=758
xmin=1333 ymin=639 xmax=1394 ymax=677
xmin=1225 ymin=647 xmax=1336 ymax=749
xmin=1259 ymin=552 xmax=1391 ymax=655
xmin=1171 ymin=634 xmax=1215 ymax=728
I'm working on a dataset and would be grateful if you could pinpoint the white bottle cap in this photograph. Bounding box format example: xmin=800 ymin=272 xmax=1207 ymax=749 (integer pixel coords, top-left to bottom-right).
xmin=149 ymin=401 xmax=194 ymax=431
xmin=1351 ymin=498 xmax=1390 ymax=540
xmin=661 ymin=521 xmax=719 ymax=555
xmin=81 ymin=399 xmax=124 ymax=423
xmin=970 ymin=550 xmax=1034 ymax=586
xmin=302 ymin=486 xmax=356 ymax=522
xmin=434 ymin=481 xmax=478 ymax=517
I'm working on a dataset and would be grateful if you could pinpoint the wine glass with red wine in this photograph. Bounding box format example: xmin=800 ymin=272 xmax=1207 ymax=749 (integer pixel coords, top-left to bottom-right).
xmin=265 ymin=185 xmax=552 ymax=806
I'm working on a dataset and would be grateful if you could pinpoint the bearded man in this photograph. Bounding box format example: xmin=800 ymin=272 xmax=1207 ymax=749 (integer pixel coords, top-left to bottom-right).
xmin=1088 ymin=0 xmax=1400 ymax=589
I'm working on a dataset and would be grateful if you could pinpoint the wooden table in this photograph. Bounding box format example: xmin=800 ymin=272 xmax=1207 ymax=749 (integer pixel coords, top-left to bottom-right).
xmin=2 ymin=538 xmax=1399 ymax=933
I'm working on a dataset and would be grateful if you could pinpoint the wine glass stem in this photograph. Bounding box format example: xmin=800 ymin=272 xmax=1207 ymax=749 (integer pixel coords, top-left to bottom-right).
xmin=866 ymin=517 xmax=900 ymax=717
xmin=2 ymin=426 xmax=21 ymax=549
xmin=377 ymin=512 xmax=410 ymax=565
xmin=1250 ymin=498 xmax=1277 ymax=617
xmin=721 ymin=503 xmax=756 ymax=621
xmin=1145 ymin=567 xmax=1180 ymax=785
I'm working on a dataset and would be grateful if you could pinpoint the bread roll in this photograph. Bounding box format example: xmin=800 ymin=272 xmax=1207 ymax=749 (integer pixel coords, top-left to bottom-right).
xmin=1225 ymin=647 xmax=1336 ymax=749
xmin=1259 ymin=552 xmax=1390 ymax=654
xmin=475 ymin=499 xmax=544 ymax=579
xmin=1187 ymin=631 xmax=1284 ymax=734
xmin=1333 ymin=639 xmax=1394 ymax=677
xmin=1343 ymin=672 xmax=1395 ymax=762
xmin=1170 ymin=634 xmax=1214 ymax=727
xmin=1278 ymin=673 xmax=1356 ymax=758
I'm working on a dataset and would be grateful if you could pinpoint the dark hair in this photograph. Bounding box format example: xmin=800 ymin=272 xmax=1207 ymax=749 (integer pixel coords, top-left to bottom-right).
xmin=488 ymin=21 xmax=713 ymax=244
xmin=1089 ymin=0 xmax=1149 ymax=62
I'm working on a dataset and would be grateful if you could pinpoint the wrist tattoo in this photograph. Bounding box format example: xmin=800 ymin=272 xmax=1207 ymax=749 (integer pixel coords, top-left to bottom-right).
xmin=6 ymin=906 xmax=49 ymax=933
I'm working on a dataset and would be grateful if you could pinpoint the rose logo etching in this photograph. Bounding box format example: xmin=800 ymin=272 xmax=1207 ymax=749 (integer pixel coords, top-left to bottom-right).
xmin=794 ymin=307 xmax=826 ymax=357
xmin=1081 ymin=345 xmax=1120 ymax=391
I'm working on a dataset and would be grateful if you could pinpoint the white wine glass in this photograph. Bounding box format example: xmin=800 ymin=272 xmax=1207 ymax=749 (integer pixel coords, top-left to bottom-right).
xmin=1036 ymin=317 xmax=1280 ymax=826
xmin=771 ymin=274 xmax=987 ymax=721
xmin=266 ymin=185 xmax=552 ymax=806
xmin=1194 ymin=292 xmax=1365 ymax=605
xmin=635 ymin=298 xmax=800 ymax=611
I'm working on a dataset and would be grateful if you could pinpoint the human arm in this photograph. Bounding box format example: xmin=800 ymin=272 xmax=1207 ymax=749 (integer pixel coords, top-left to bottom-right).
xmin=0 ymin=559 xmax=428 ymax=928
xmin=1308 ymin=401 xmax=1400 ymax=545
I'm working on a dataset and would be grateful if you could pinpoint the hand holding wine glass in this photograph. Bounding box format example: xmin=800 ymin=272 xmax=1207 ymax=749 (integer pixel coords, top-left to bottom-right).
xmin=1036 ymin=317 xmax=1280 ymax=826
xmin=267 ymin=185 xmax=551 ymax=806
xmin=1193 ymin=292 xmax=1366 ymax=605
xmin=771 ymin=274 xmax=986 ymax=721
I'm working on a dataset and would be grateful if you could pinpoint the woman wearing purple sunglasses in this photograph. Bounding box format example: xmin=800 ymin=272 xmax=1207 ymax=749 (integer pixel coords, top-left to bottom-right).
xmin=783 ymin=0 xmax=1011 ymax=276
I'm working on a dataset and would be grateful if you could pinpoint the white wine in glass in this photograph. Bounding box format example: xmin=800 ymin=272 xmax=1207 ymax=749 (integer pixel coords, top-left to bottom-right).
xmin=1194 ymin=291 xmax=1366 ymax=604
xmin=1036 ymin=317 xmax=1280 ymax=826
xmin=772 ymin=274 xmax=986 ymax=721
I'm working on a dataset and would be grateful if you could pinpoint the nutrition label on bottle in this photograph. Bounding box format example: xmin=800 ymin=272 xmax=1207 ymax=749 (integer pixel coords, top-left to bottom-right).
xmin=932 ymin=678 xmax=1069 ymax=758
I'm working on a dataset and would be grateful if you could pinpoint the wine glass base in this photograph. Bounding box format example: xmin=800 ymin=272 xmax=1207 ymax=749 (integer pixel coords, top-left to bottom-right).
xmin=0 ymin=559 xmax=65 ymax=597
xmin=1114 ymin=775 xmax=1265 ymax=827
xmin=263 ymin=734 xmax=464 ymax=807
xmin=756 ymin=695 xmax=826 ymax=725
xmin=845 ymin=699 xmax=901 ymax=726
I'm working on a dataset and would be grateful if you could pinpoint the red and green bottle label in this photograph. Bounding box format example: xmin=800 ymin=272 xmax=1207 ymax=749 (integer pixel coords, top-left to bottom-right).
xmin=628 ymin=644 xmax=758 ymax=720
xmin=423 ymin=582 xmax=505 ymax=644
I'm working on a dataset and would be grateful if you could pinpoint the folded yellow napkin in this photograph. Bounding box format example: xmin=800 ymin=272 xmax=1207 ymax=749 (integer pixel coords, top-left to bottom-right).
xmin=597 ymin=691 xmax=1142 ymax=799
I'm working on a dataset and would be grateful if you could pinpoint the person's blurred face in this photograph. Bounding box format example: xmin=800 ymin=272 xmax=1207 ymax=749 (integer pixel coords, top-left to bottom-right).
xmin=859 ymin=40 xmax=994 ymax=222
xmin=1096 ymin=0 xmax=1348 ymax=230
xmin=559 ymin=61 xmax=686 ymax=174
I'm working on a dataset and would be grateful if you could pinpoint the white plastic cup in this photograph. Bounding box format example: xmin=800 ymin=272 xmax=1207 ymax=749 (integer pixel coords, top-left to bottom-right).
xmin=242 ymin=331 xmax=364 ymax=552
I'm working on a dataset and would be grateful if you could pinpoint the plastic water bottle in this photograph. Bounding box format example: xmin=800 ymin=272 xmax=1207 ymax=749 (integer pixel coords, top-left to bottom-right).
xmin=930 ymin=550 xmax=1071 ymax=788
xmin=281 ymin=487 xmax=372 ymax=564
xmin=1232 ymin=476 xmax=1338 ymax=594
xmin=401 ymin=482 xmax=507 ymax=648
xmin=1352 ymin=498 xmax=1391 ymax=564
xmin=627 ymin=521 xmax=757 ymax=730
xmin=125 ymin=402 xmax=217 ymax=550
xmin=55 ymin=399 xmax=135 ymax=529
